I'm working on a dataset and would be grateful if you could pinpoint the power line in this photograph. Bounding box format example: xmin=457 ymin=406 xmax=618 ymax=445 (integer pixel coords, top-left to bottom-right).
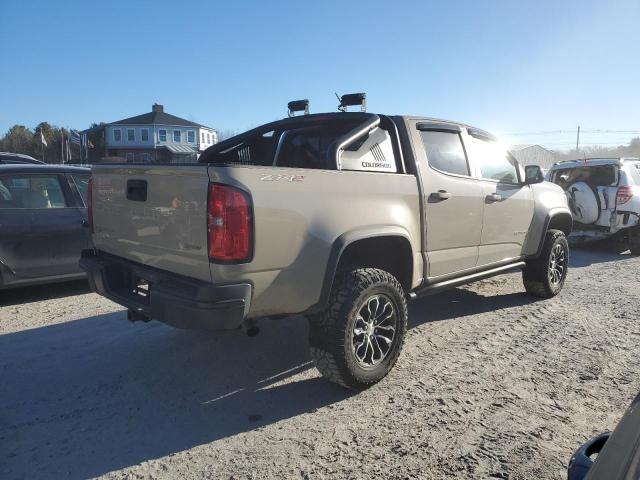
xmin=541 ymin=142 xmax=633 ymax=146
xmin=506 ymin=129 xmax=640 ymax=136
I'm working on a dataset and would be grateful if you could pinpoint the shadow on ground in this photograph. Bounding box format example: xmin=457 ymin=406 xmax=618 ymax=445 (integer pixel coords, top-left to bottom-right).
xmin=0 ymin=313 xmax=351 ymax=479
xmin=2 ymin=244 xmax=630 ymax=478
xmin=0 ymin=279 xmax=91 ymax=307
xmin=569 ymin=241 xmax=635 ymax=268
xmin=409 ymin=288 xmax=533 ymax=327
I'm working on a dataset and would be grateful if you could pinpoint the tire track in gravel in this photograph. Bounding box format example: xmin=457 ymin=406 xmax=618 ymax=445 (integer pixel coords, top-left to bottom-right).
xmin=2 ymin=249 xmax=640 ymax=480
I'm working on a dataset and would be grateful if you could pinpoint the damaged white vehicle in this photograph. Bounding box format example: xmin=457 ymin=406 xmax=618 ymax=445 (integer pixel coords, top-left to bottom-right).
xmin=548 ymin=157 xmax=640 ymax=253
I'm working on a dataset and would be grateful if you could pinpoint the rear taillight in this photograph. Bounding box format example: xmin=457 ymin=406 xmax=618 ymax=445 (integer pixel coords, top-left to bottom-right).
xmin=207 ymin=183 xmax=252 ymax=262
xmin=87 ymin=177 xmax=94 ymax=233
xmin=616 ymin=186 xmax=634 ymax=205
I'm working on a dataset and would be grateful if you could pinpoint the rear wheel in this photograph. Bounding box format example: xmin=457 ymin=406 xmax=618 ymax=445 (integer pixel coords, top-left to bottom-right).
xmin=522 ymin=229 xmax=569 ymax=298
xmin=308 ymin=268 xmax=408 ymax=389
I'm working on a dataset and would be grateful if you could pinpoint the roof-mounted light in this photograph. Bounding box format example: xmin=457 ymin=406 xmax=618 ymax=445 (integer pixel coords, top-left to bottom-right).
xmin=287 ymin=99 xmax=310 ymax=117
xmin=338 ymin=92 xmax=367 ymax=112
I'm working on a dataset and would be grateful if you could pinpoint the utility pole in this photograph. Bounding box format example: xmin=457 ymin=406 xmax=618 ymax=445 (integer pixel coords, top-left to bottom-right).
xmin=576 ymin=126 xmax=580 ymax=153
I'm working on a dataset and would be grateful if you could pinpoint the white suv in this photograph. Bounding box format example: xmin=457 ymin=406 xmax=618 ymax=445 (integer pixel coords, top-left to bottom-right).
xmin=547 ymin=157 xmax=640 ymax=253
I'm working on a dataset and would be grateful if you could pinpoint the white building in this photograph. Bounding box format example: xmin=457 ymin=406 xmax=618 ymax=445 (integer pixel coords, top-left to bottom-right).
xmin=100 ymin=103 xmax=217 ymax=163
xmin=509 ymin=144 xmax=557 ymax=170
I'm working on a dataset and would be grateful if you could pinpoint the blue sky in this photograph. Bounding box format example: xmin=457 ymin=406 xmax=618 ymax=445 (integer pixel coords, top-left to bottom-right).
xmin=1 ymin=0 xmax=639 ymax=149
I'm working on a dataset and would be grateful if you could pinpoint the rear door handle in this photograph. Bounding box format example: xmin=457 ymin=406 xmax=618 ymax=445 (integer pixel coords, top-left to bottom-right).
xmin=486 ymin=193 xmax=502 ymax=203
xmin=430 ymin=190 xmax=452 ymax=200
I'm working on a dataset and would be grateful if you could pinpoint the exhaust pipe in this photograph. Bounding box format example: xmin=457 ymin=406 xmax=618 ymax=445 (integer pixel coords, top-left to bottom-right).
xmin=242 ymin=318 xmax=260 ymax=337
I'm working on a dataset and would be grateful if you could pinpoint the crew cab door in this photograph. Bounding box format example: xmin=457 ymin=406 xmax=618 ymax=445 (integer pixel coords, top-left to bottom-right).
xmin=409 ymin=121 xmax=484 ymax=279
xmin=0 ymin=172 xmax=89 ymax=279
xmin=465 ymin=132 xmax=534 ymax=265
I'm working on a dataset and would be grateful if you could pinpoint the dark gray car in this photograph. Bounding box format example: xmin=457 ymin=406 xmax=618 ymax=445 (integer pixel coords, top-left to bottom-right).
xmin=0 ymin=152 xmax=45 ymax=164
xmin=0 ymin=164 xmax=91 ymax=289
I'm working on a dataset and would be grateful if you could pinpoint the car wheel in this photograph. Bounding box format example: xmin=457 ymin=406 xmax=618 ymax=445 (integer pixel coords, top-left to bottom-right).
xmin=308 ymin=268 xmax=408 ymax=389
xmin=629 ymin=228 xmax=640 ymax=255
xmin=523 ymin=229 xmax=569 ymax=298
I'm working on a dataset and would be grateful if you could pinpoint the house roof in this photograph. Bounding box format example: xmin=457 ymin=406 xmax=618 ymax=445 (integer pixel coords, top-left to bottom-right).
xmin=110 ymin=110 xmax=208 ymax=128
xmin=509 ymin=144 xmax=535 ymax=151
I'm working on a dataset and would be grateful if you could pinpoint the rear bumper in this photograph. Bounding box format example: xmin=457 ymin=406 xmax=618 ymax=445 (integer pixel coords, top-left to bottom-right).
xmin=80 ymin=249 xmax=252 ymax=330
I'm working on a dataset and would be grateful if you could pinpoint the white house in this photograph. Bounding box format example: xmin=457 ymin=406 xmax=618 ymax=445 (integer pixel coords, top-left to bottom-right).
xmin=101 ymin=103 xmax=217 ymax=163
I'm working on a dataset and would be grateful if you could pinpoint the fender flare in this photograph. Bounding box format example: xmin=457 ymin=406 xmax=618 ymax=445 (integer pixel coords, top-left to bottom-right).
xmin=526 ymin=208 xmax=573 ymax=259
xmin=303 ymin=226 xmax=414 ymax=315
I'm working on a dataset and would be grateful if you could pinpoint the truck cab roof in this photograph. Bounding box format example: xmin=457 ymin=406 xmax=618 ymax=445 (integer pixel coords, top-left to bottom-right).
xmin=201 ymin=111 xmax=498 ymax=164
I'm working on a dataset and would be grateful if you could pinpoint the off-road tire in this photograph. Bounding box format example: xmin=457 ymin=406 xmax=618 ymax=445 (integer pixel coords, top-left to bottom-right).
xmin=308 ymin=268 xmax=408 ymax=389
xmin=629 ymin=228 xmax=640 ymax=255
xmin=522 ymin=229 xmax=569 ymax=298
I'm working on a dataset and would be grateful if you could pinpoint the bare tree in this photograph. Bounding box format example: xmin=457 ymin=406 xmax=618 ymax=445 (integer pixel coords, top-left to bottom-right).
xmin=217 ymin=129 xmax=239 ymax=142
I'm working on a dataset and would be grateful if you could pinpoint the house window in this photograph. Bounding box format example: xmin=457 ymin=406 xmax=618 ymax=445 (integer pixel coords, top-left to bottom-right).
xmin=201 ymin=132 xmax=205 ymax=143
xmin=173 ymin=130 xmax=181 ymax=143
xmin=207 ymin=133 xmax=211 ymax=143
xmin=114 ymin=129 xmax=121 ymax=142
xmin=141 ymin=152 xmax=150 ymax=162
xmin=187 ymin=130 xmax=195 ymax=143
xmin=127 ymin=129 xmax=135 ymax=142
xmin=141 ymin=129 xmax=149 ymax=142
xmin=126 ymin=152 xmax=134 ymax=162
xmin=159 ymin=129 xmax=167 ymax=142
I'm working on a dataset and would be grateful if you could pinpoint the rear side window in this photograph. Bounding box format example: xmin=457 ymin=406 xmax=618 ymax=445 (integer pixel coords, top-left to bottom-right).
xmin=420 ymin=131 xmax=469 ymax=176
xmin=469 ymin=137 xmax=519 ymax=184
xmin=0 ymin=175 xmax=67 ymax=209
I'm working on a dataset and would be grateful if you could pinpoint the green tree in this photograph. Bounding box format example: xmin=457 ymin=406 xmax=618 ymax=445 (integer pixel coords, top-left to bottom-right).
xmin=0 ymin=125 xmax=36 ymax=157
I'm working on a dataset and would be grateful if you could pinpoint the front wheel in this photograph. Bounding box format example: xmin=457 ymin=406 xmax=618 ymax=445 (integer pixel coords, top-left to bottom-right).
xmin=522 ymin=229 xmax=569 ymax=298
xmin=308 ymin=268 xmax=408 ymax=389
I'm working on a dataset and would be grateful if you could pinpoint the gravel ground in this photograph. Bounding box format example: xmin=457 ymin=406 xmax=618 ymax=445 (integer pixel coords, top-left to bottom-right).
xmin=1 ymin=246 xmax=639 ymax=480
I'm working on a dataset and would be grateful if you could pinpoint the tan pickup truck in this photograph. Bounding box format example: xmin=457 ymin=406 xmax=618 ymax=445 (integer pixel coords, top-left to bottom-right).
xmin=81 ymin=105 xmax=572 ymax=388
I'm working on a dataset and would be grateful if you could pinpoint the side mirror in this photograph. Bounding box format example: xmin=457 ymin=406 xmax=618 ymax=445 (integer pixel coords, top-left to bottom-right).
xmin=524 ymin=165 xmax=544 ymax=184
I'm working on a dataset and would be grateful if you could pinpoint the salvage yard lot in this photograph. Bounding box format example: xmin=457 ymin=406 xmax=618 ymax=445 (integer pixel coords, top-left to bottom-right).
xmin=1 ymin=247 xmax=639 ymax=480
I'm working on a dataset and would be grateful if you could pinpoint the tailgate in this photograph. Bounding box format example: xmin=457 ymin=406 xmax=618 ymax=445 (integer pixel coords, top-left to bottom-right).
xmin=91 ymin=164 xmax=212 ymax=282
